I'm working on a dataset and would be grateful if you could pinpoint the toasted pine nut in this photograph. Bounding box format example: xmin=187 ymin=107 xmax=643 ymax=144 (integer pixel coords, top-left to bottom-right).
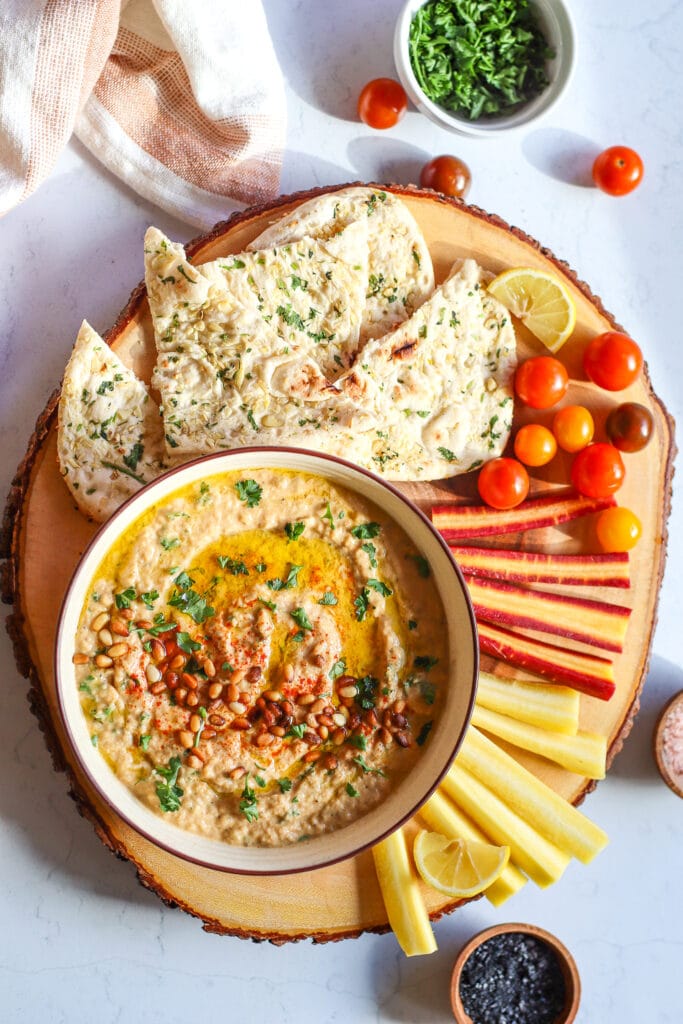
xmin=338 ymin=705 xmax=350 ymax=722
xmin=393 ymin=699 xmax=406 ymax=714
xmin=282 ymin=663 xmax=295 ymax=681
xmin=229 ymin=766 xmax=246 ymax=780
xmin=298 ymin=693 xmax=316 ymax=706
xmin=146 ymin=664 xmax=161 ymax=683
xmin=91 ymin=612 xmax=109 ymax=632
xmin=392 ymin=713 xmax=408 ymax=729
xmin=111 ymin=619 xmax=129 ymax=637
xmin=178 ymin=730 xmax=194 ymax=749
xmin=229 ymin=701 xmax=246 ymax=715
xmin=207 ymin=682 xmax=223 ymax=700
xmin=310 ymin=698 xmax=325 ymax=714
xmin=150 ymin=681 xmax=166 ymax=696
xmin=238 ymin=691 xmax=250 ymax=704
xmin=231 ymin=717 xmax=250 ymax=730
xmin=72 ymin=653 xmax=89 ymax=665
xmin=181 ymin=672 xmax=198 ymax=690
xmin=231 ymin=667 xmax=246 ymax=685
xmin=95 ymin=654 xmax=113 ymax=668
xmin=281 ymin=700 xmax=294 ymax=716
xmin=151 ymin=639 xmax=166 ymax=661
xmin=379 ymin=727 xmax=393 ymax=745
xmin=203 ymin=658 xmax=216 ymax=678
xmin=303 ymin=750 xmax=321 ymax=763
xmin=202 ymin=728 xmax=216 ymax=739
xmin=169 ymin=654 xmax=185 ymax=671
xmin=136 ymin=619 xmax=153 ymax=630
xmin=189 ymin=713 xmax=201 ymax=732
xmin=332 ymin=728 xmax=346 ymax=745
xmin=107 ymin=643 xmax=128 ymax=659
xmin=247 ymin=665 xmax=263 ymax=684
xmin=165 ymin=671 xmax=178 ymax=689
xmin=175 ymin=686 xmax=188 ymax=703
xmin=395 ymin=730 xmax=411 ymax=748
xmin=270 ymin=725 xmax=286 ymax=737
xmin=226 ymin=682 xmax=240 ymax=702
xmin=186 ymin=755 xmax=203 ymax=770
xmin=332 ymin=712 xmax=346 ymax=727
xmin=339 ymin=684 xmax=357 ymax=699
xmin=255 ymin=732 xmax=274 ymax=747
xmin=263 ymin=689 xmax=283 ymax=702
xmin=382 ymin=711 xmax=392 ymax=730
xmin=186 ymin=692 xmax=199 ymax=707
xmin=98 ymin=628 xmax=113 ymax=647
xmin=209 ymin=714 xmax=225 ymax=727
xmin=304 ymin=731 xmax=322 ymax=746
xmin=318 ymin=725 xmax=329 ymax=741
xmin=305 ymin=713 xmax=319 ymax=729
xmin=120 ymin=608 xmax=134 ymax=621
xmin=324 ymin=754 xmax=338 ymax=771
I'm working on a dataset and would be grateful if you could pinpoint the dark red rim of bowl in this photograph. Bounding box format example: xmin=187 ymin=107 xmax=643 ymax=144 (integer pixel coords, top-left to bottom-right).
xmin=55 ymin=446 xmax=479 ymax=875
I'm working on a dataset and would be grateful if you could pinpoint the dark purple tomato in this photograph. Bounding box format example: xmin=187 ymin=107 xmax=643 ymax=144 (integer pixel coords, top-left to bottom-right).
xmin=605 ymin=402 xmax=654 ymax=452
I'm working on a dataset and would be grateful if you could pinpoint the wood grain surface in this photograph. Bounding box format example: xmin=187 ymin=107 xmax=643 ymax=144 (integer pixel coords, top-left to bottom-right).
xmin=1 ymin=184 xmax=675 ymax=940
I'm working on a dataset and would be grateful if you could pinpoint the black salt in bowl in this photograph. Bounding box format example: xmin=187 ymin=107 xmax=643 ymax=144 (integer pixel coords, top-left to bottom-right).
xmin=450 ymin=923 xmax=580 ymax=1024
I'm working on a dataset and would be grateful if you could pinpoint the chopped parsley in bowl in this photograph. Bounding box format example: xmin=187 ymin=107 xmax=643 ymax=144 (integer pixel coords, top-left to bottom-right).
xmin=394 ymin=0 xmax=575 ymax=137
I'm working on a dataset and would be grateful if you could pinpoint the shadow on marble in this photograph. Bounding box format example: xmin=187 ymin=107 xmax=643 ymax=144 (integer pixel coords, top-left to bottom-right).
xmin=346 ymin=138 xmax=431 ymax=190
xmin=522 ymin=128 xmax=602 ymax=187
xmin=279 ymin=149 xmax=356 ymax=195
xmin=606 ymin=653 xmax=683 ymax=783
xmin=263 ymin=0 xmax=396 ymax=122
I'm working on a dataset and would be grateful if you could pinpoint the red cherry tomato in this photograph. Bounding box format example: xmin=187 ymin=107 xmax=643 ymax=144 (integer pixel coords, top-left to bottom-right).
xmin=514 ymin=356 xmax=569 ymax=410
xmin=605 ymin=402 xmax=654 ymax=452
xmin=583 ymin=331 xmax=643 ymax=391
xmin=420 ymin=155 xmax=471 ymax=198
xmin=595 ymin=507 xmax=642 ymax=552
xmin=571 ymin=443 xmax=625 ymax=499
xmin=552 ymin=405 xmax=594 ymax=453
xmin=592 ymin=146 xmax=644 ymax=196
xmin=358 ymin=78 xmax=408 ymax=129
xmin=478 ymin=458 xmax=530 ymax=510
xmin=513 ymin=424 xmax=557 ymax=467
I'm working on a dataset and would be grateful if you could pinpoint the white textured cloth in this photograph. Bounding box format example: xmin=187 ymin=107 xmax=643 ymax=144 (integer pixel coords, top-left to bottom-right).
xmin=0 ymin=0 xmax=286 ymax=228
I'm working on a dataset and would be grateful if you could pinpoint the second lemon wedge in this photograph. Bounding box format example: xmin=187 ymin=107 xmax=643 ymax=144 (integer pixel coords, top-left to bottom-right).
xmin=487 ymin=267 xmax=576 ymax=353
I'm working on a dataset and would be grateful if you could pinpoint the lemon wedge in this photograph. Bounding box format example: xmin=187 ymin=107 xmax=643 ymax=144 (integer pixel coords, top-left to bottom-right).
xmin=413 ymin=829 xmax=510 ymax=898
xmin=487 ymin=267 xmax=576 ymax=353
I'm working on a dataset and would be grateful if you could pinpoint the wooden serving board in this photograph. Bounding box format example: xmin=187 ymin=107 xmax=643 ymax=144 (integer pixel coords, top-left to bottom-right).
xmin=1 ymin=184 xmax=675 ymax=941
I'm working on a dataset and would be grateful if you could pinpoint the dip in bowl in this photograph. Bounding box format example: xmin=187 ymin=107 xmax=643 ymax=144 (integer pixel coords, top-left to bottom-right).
xmin=56 ymin=448 xmax=477 ymax=874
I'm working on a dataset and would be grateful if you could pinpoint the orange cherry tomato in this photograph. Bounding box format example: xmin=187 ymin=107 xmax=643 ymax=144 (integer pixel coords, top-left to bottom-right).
xmin=592 ymin=146 xmax=644 ymax=196
xmin=571 ymin=443 xmax=625 ymax=499
xmin=478 ymin=458 xmax=530 ymax=510
xmin=358 ymin=78 xmax=408 ymax=129
xmin=514 ymin=356 xmax=569 ymax=410
xmin=420 ymin=155 xmax=471 ymax=198
xmin=596 ymin=507 xmax=642 ymax=552
xmin=514 ymin=424 xmax=557 ymax=467
xmin=552 ymin=405 xmax=595 ymax=453
xmin=583 ymin=332 xmax=643 ymax=391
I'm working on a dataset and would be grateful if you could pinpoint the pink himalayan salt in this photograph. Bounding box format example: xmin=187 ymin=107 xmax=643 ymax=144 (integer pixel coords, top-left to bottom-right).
xmin=661 ymin=700 xmax=683 ymax=791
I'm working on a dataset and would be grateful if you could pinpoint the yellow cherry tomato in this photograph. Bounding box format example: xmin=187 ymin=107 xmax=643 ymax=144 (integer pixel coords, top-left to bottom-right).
xmin=596 ymin=506 xmax=642 ymax=552
xmin=552 ymin=405 xmax=595 ymax=452
xmin=513 ymin=424 xmax=557 ymax=467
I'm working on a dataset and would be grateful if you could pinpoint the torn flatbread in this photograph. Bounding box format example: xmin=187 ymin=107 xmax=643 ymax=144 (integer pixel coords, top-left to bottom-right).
xmin=144 ymin=222 xmax=369 ymax=456
xmin=248 ymin=187 xmax=434 ymax=340
xmin=57 ymin=321 xmax=167 ymax=521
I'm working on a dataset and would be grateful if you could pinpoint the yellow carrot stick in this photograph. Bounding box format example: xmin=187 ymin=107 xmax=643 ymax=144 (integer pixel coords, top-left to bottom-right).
xmin=372 ymin=828 xmax=437 ymax=957
xmin=477 ymin=671 xmax=580 ymax=735
xmin=419 ymin=790 xmax=527 ymax=906
xmin=441 ymin=763 xmax=570 ymax=888
xmin=459 ymin=727 xmax=609 ymax=863
xmin=472 ymin=704 xmax=606 ymax=779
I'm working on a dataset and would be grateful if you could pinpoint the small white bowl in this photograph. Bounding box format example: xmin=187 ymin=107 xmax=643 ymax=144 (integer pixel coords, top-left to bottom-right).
xmin=55 ymin=448 xmax=478 ymax=875
xmin=394 ymin=0 xmax=576 ymax=138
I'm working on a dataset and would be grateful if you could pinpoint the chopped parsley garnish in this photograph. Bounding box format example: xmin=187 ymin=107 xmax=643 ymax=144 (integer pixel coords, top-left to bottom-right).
xmin=416 ymin=721 xmax=433 ymax=746
xmin=254 ymin=774 xmax=267 ymax=788
xmin=285 ymin=521 xmax=305 ymax=542
xmin=286 ymin=723 xmax=307 ymax=740
xmin=266 ymin=564 xmax=302 ymax=591
xmin=414 ymin=655 xmax=439 ymax=671
xmin=349 ymin=733 xmax=367 ymax=751
xmin=361 ymin=542 xmax=377 ymax=568
xmin=408 ymin=619 xmax=418 ymax=630
xmin=318 ymin=591 xmax=338 ymax=606
xmin=239 ymin=775 xmax=259 ymax=823
xmin=438 ymin=446 xmax=457 ymax=462
xmin=322 ymin=502 xmax=335 ymax=529
xmin=346 ymin=783 xmax=359 ymax=798
xmin=140 ymin=589 xmax=159 ymax=609
xmin=353 ymin=754 xmax=386 ymax=777
xmin=174 ymin=570 xmax=193 ymax=590
xmin=176 ymin=631 xmax=201 ymax=654
xmin=168 ymin=586 xmax=215 ymax=624
xmin=139 ymin=734 xmax=151 ymax=751
xmin=160 ymin=537 xmax=180 ymax=551
xmin=351 ymin=521 xmax=381 ymax=540
xmin=354 ymin=589 xmax=370 ymax=621
xmin=123 ymin=442 xmax=144 ymax=471
xmin=366 ymin=578 xmax=393 ymax=598
xmin=355 ymin=675 xmax=378 ymax=710
xmin=329 ymin=658 xmax=346 ymax=681
xmin=258 ymin=597 xmax=277 ymax=612
xmin=277 ymin=778 xmax=293 ymax=793
xmin=79 ymin=682 xmax=93 ymax=696
xmin=235 ymin=478 xmax=262 ymax=507
xmin=420 ymin=681 xmax=437 ymax=705
xmin=290 ymin=607 xmax=313 ymax=631
xmin=255 ymin=562 xmax=267 ymax=573
xmin=408 ymin=554 xmax=431 ymax=578
xmin=154 ymin=756 xmax=183 ymax=813
xmin=217 ymin=555 xmax=249 ymax=575
xmin=115 ymin=587 xmax=137 ymax=609
xmin=276 ymin=303 xmax=307 ymax=331
xmin=224 ymin=258 xmax=246 ymax=270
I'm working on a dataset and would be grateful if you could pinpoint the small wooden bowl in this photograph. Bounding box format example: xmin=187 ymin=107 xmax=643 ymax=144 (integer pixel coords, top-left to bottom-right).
xmin=653 ymin=690 xmax=683 ymax=798
xmin=450 ymin=922 xmax=581 ymax=1024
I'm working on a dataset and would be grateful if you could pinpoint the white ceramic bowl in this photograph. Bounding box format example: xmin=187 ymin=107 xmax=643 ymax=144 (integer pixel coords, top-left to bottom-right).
xmin=55 ymin=448 xmax=478 ymax=875
xmin=394 ymin=0 xmax=575 ymax=138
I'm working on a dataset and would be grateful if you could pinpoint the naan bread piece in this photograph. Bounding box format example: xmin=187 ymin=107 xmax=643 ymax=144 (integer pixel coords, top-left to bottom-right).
xmin=333 ymin=259 xmax=517 ymax=480
xmin=58 ymin=321 xmax=167 ymax=521
xmin=248 ymin=187 xmax=434 ymax=340
xmin=144 ymin=223 xmax=369 ymax=456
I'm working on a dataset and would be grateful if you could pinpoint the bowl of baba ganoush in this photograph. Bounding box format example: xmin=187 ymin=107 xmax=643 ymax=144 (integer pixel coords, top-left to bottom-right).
xmin=55 ymin=447 xmax=478 ymax=874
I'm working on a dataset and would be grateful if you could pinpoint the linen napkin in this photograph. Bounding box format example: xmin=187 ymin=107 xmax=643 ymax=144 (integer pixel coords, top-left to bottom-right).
xmin=0 ymin=0 xmax=286 ymax=228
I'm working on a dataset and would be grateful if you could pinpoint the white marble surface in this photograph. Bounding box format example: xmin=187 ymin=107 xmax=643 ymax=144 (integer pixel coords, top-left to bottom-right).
xmin=1 ymin=1 xmax=682 ymax=1021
